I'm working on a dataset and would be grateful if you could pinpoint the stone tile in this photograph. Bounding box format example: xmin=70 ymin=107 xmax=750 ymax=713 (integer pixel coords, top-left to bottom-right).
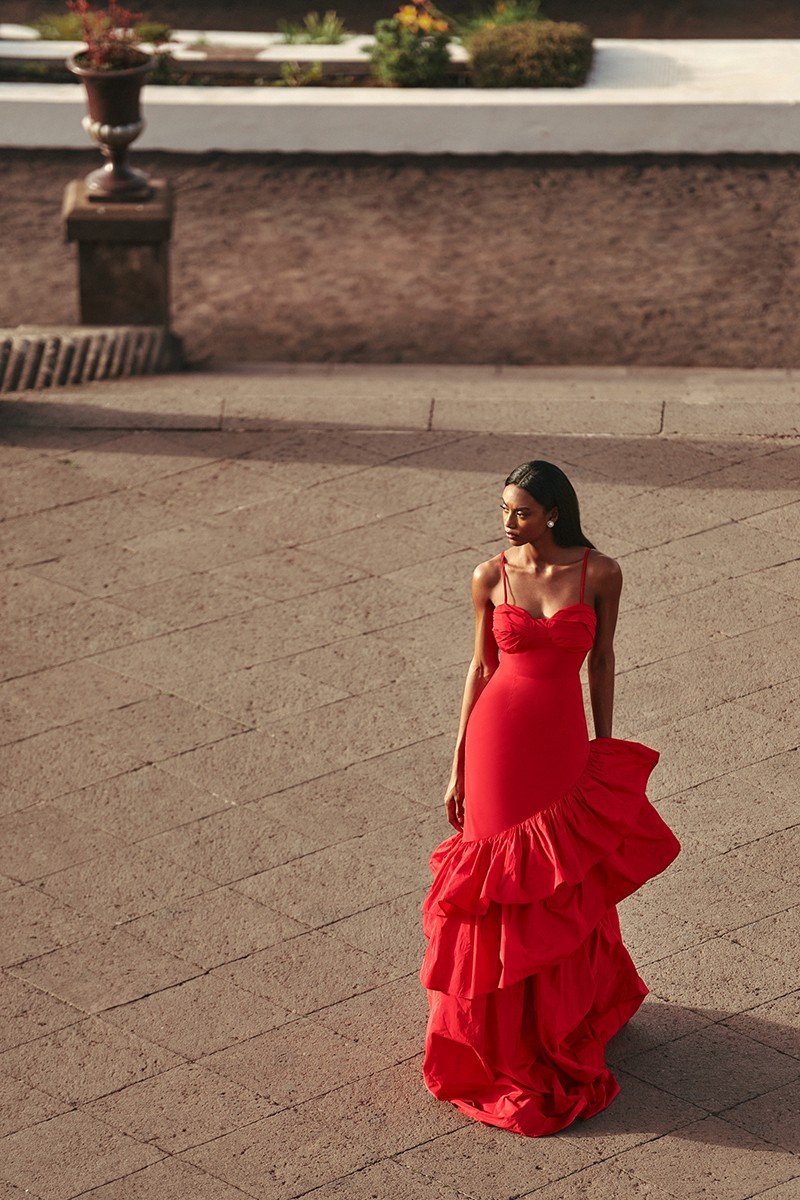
xmin=64 ymin=429 xmax=217 ymax=487
xmin=31 ymin=487 xmax=182 ymax=547
xmin=1 ymin=660 xmax=154 ymax=728
xmin=86 ymin=694 xmax=245 ymax=762
xmin=122 ymin=519 xmax=285 ymax=575
xmin=90 ymin=600 xmax=339 ymax=691
xmin=735 ymin=676 xmax=800 ymax=728
xmin=353 ymin=734 xmax=454 ymax=808
xmin=0 ymin=510 xmax=98 ymax=571
xmin=212 ymin=545 xmax=368 ymax=602
xmin=26 ymin=543 xmax=188 ymax=600
xmin=664 ymin=523 xmax=793 ymax=580
xmin=124 ymin=887 xmax=307 ymax=970
xmin=0 ymin=1075 xmax=70 ymax=1139
xmin=11 ymin=927 xmax=197 ymax=1013
xmin=722 ymin=1078 xmax=800 ymax=1154
xmin=2 ymin=598 xmax=166 ymax=680
xmin=0 ymin=805 xmax=121 ymax=883
xmin=654 ymin=753 xmax=800 ymax=861
xmin=613 ymin=1115 xmax=799 ymax=1200
xmin=216 ymin=929 xmax=397 ymax=1016
xmin=744 ymin=1182 xmax=800 ymax=1200
xmin=141 ymin=805 xmax=314 ymax=886
xmin=0 ymin=568 xmax=83 ymax=619
xmin=51 ymin=765 xmax=229 ymax=843
xmin=37 ymin=843 xmax=215 ymax=922
xmin=729 ymin=906 xmax=799 ymax=968
xmin=605 ymin=995 xmax=715 ymax=1067
xmin=0 ymin=1015 xmax=181 ymax=1106
xmin=203 ymin=1017 xmax=377 ymax=1107
xmin=184 ymin=659 xmax=350 ymax=727
xmin=0 ymin=971 xmax=83 ymax=1052
xmin=325 ymin=889 xmax=429 ymax=975
xmin=614 ymin=579 xmax=799 ymax=670
xmin=283 ymin=631 xmax=433 ymax=695
xmin=1 ymin=458 xmax=110 ymax=520
xmin=723 ymin=994 xmax=800 ymax=1061
xmin=547 ymin=1067 xmax=706 ymax=1162
xmin=312 ymin=974 xmax=424 ymax=1065
xmin=643 ymin=937 xmax=796 ymax=1016
xmin=642 ymin=830 xmax=798 ymax=933
xmin=618 ymin=893 xmax=717 ymax=966
xmin=645 ymin=703 xmax=798 ymax=803
xmin=137 ymin=458 xmax=287 ymax=516
xmin=384 ymin=545 xmax=487 ymax=607
xmin=236 ymin=813 xmax=437 ymax=927
xmin=110 ymin=571 xmax=269 ymax=630
xmin=85 ymin=1062 xmax=276 ymax=1153
xmin=0 ymin=1180 xmax=41 ymax=1200
xmin=373 ymin=608 xmax=474 ymax=676
xmin=0 ymin=723 xmax=145 ymax=804
xmin=303 ymin=1057 xmax=472 ymax=1158
xmin=518 ymin=1161 xmax=680 ymax=1199
xmin=0 ymin=1107 xmax=163 ymax=1200
xmin=102 ymin=972 xmax=292 ymax=1058
xmin=582 ymin=437 xmax=731 ymax=487
xmin=622 ymin=1023 xmax=800 ymax=1114
xmin=251 ymin=763 xmax=420 ymax=846
xmin=757 ymin=559 xmax=800 ymax=600
xmin=434 ymin=396 xmax=662 ymax=437
xmin=68 ymin=1158 xmax=254 ymax=1200
xmin=0 ymin=699 xmax=51 ymax=746
xmin=310 ymin=460 xmax=476 ymax=523
xmin=158 ymin=724 xmax=340 ymax=805
xmin=0 ymin=886 xmax=99 ymax=968
xmin=302 ymin=516 xmax=448 ymax=576
xmin=179 ymin=1105 xmax=376 ymax=1199
xmin=745 ymin=500 xmax=800 ymax=541
xmin=299 ymin=1159 xmax=472 ymax=1200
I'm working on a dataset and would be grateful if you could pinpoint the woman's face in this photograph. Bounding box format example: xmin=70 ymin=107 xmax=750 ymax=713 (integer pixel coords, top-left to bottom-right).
xmin=500 ymin=485 xmax=556 ymax=545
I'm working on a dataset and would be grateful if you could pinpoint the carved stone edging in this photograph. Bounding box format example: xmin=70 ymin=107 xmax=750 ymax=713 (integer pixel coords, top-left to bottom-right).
xmin=0 ymin=325 xmax=178 ymax=393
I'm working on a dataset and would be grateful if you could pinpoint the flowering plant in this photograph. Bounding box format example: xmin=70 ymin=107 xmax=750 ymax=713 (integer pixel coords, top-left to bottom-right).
xmin=67 ymin=0 xmax=153 ymax=69
xmin=370 ymin=1 xmax=452 ymax=86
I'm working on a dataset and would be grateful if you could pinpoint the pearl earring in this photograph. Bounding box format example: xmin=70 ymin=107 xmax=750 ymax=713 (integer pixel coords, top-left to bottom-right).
xmin=547 ymin=520 xmax=555 ymax=528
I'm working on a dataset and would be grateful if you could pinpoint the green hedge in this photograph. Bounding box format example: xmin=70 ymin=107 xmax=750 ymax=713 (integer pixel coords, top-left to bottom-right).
xmin=467 ymin=20 xmax=593 ymax=88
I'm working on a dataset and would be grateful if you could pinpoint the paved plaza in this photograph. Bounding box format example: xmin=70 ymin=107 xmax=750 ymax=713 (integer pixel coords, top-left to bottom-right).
xmin=0 ymin=365 xmax=798 ymax=1199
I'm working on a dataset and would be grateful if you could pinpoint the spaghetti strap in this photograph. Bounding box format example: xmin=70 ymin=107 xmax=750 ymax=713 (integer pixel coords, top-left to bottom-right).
xmin=500 ymin=552 xmax=508 ymax=603
xmin=579 ymin=548 xmax=591 ymax=605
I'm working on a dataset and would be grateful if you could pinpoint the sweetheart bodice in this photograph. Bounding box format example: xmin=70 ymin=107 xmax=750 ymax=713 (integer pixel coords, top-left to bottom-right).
xmin=493 ymin=602 xmax=597 ymax=656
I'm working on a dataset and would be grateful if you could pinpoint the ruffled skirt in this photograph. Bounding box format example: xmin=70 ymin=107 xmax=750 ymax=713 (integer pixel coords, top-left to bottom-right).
xmin=420 ymin=738 xmax=680 ymax=1137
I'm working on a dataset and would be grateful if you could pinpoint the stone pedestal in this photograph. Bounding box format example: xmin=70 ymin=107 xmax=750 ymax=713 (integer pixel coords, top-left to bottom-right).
xmin=63 ymin=178 xmax=174 ymax=327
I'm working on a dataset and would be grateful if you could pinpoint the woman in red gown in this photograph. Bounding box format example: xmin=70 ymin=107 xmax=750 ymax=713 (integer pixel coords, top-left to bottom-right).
xmin=420 ymin=460 xmax=681 ymax=1137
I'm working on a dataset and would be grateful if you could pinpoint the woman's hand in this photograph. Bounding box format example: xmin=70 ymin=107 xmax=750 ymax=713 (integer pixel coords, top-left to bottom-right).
xmin=444 ymin=776 xmax=465 ymax=832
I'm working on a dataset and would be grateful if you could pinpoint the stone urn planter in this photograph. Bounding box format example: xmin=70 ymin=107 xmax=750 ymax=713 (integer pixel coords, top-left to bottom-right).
xmin=67 ymin=49 xmax=154 ymax=201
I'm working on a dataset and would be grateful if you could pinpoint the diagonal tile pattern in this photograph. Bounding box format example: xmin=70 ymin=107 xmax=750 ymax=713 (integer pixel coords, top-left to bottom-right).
xmin=1 ymin=365 xmax=798 ymax=1199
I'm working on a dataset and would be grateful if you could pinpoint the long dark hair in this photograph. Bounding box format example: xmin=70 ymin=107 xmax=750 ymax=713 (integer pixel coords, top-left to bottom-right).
xmin=505 ymin=460 xmax=594 ymax=549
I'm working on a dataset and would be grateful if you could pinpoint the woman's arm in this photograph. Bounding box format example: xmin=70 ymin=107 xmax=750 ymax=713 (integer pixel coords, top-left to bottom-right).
xmin=444 ymin=560 xmax=500 ymax=832
xmin=586 ymin=553 xmax=623 ymax=739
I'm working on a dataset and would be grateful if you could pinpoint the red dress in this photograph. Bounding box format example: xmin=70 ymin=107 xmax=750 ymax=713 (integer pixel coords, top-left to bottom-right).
xmin=420 ymin=549 xmax=680 ymax=1137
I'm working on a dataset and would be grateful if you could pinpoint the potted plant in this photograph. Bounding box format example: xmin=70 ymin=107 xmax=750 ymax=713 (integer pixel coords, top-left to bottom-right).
xmin=65 ymin=0 xmax=164 ymax=201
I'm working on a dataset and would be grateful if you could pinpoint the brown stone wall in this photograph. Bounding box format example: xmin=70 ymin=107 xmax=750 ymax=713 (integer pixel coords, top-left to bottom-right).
xmin=2 ymin=149 xmax=799 ymax=367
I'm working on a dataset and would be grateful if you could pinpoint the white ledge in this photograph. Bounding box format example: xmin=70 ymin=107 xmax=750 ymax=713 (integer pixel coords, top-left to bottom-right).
xmin=2 ymin=40 xmax=800 ymax=154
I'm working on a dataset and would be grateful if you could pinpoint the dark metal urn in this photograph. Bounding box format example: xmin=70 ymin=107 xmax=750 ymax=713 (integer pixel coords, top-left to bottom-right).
xmin=67 ymin=51 xmax=154 ymax=202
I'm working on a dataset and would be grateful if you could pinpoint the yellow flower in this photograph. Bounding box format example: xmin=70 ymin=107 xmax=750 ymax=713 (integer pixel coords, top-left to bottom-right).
xmin=434 ymin=18 xmax=448 ymax=31
xmin=418 ymin=13 xmax=433 ymax=30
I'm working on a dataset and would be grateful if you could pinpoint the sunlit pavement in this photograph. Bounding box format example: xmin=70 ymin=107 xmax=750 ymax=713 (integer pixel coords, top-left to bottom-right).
xmin=1 ymin=365 xmax=798 ymax=1199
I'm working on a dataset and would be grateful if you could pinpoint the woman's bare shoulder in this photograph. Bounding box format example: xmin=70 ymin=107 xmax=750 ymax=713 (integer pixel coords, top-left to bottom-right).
xmin=586 ymin=548 xmax=623 ymax=592
xmin=472 ymin=553 xmax=503 ymax=599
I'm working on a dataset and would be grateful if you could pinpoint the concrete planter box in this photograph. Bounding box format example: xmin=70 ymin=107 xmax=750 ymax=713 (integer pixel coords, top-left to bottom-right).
xmin=0 ymin=40 xmax=798 ymax=154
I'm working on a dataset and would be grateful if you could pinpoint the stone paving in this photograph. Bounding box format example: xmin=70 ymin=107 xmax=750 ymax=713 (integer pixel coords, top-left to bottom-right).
xmin=0 ymin=365 xmax=798 ymax=1200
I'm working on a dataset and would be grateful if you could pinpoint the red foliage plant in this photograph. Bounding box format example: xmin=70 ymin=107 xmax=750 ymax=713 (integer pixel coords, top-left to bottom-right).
xmin=67 ymin=0 xmax=145 ymax=69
